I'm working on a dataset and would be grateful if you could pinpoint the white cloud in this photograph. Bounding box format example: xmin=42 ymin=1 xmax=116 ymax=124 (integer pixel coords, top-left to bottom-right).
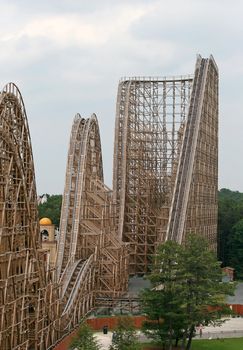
xmin=0 ymin=3 xmax=154 ymax=47
xmin=0 ymin=0 xmax=242 ymax=192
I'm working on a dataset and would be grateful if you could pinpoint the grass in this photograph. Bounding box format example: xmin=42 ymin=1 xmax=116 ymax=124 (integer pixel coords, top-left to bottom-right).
xmin=141 ymin=338 xmax=243 ymax=350
xmin=191 ymin=337 xmax=243 ymax=350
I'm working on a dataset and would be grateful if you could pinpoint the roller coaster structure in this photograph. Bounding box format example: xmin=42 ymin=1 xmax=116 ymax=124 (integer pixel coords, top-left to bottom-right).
xmin=114 ymin=55 xmax=218 ymax=274
xmin=0 ymin=55 xmax=218 ymax=349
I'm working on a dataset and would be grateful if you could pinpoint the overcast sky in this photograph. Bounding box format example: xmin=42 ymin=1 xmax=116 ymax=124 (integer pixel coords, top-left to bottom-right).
xmin=1 ymin=0 xmax=243 ymax=193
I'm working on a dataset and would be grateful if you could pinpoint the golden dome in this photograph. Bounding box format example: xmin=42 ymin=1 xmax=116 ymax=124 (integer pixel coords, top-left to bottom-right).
xmin=39 ymin=217 xmax=52 ymax=226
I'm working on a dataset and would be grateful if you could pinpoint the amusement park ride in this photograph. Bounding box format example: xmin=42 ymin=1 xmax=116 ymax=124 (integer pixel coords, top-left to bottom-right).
xmin=0 ymin=55 xmax=218 ymax=349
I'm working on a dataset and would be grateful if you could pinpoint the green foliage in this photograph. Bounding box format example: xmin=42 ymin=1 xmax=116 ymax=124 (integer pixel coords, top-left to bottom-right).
xmin=219 ymin=188 xmax=243 ymax=202
xmin=69 ymin=323 xmax=100 ymax=350
xmin=218 ymin=188 xmax=243 ymax=277
xmin=181 ymin=235 xmax=234 ymax=350
xmin=140 ymin=234 xmax=235 ymax=350
xmin=140 ymin=241 xmax=186 ymax=349
xmin=109 ymin=316 xmax=141 ymax=350
xmin=227 ymin=219 xmax=243 ymax=279
xmin=141 ymin=338 xmax=243 ymax=350
xmin=38 ymin=194 xmax=62 ymax=227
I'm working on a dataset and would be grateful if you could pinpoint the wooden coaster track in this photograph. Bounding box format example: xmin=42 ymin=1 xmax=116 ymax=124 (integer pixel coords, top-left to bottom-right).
xmin=0 ymin=55 xmax=218 ymax=349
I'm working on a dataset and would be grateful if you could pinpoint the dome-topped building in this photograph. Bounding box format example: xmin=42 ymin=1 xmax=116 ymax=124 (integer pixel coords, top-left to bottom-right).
xmin=39 ymin=217 xmax=52 ymax=226
xmin=39 ymin=217 xmax=57 ymax=268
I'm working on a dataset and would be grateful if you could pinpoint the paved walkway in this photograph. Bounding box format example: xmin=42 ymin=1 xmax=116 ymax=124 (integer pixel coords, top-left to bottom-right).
xmin=94 ymin=332 xmax=112 ymax=350
xmin=194 ymin=317 xmax=243 ymax=339
xmin=95 ymin=318 xmax=243 ymax=349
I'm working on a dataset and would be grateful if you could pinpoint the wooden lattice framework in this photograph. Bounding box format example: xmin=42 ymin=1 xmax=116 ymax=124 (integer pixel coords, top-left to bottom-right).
xmin=0 ymin=103 xmax=128 ymax=349
xmin=0 ymin=55 xmax=218 ymax=348
xmin=55 ymin=113 xmax=128 ymax=335
xmin=0 ymin=83 xmax=60 ymax=350
xmin=166 ymin=56 xmax=218 ymax=248
xmin=113 ymin=55 xmax=218 ymax=274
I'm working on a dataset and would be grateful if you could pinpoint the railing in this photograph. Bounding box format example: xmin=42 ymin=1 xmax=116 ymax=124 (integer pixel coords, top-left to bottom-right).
xmin=120 ymin=75 xmax=194 ymax=83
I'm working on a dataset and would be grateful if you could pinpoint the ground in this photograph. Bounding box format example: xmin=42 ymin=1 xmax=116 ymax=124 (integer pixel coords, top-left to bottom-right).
xmin=94 ymin=279 xmax=243 ymax=349
xmin=95 ymin=317 xmax=243 ymax=349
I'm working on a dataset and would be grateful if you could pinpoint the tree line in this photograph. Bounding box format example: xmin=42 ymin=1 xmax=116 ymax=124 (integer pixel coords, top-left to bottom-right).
xmin=38 ymin=188 xmax=243 ymax=278
xmin=218 ymin=188 xmax=243 ymax=278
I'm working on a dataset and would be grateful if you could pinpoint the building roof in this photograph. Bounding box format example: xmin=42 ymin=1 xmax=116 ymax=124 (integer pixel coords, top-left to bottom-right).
xmin=39 ymin=217 xmax=52 ymax=226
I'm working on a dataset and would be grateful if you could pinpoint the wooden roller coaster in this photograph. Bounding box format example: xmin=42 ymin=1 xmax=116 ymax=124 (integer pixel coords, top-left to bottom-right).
xmin=0 ymin=55 xmax=218 ymax=349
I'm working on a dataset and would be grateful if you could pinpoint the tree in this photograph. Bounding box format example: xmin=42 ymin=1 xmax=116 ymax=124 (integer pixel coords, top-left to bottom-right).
xmin=227 ymin=219 xmax=243 ymax=279
xmin=69 ymin=323 xmax=100 ymax=350
xmin=180 ymin=234 xmax=234 ymax=350
xmin=140 ymin=241 xmax=187 ymax=350
xmin=218 ymin=188 xmax=243 ymax=267
xmin=38 ymin=194 xmax=62 ymax=226
xmin=109 ymin=316 xmax=141 ymax=350
xmin=140 ymin=234 xmax=235 ymax=350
